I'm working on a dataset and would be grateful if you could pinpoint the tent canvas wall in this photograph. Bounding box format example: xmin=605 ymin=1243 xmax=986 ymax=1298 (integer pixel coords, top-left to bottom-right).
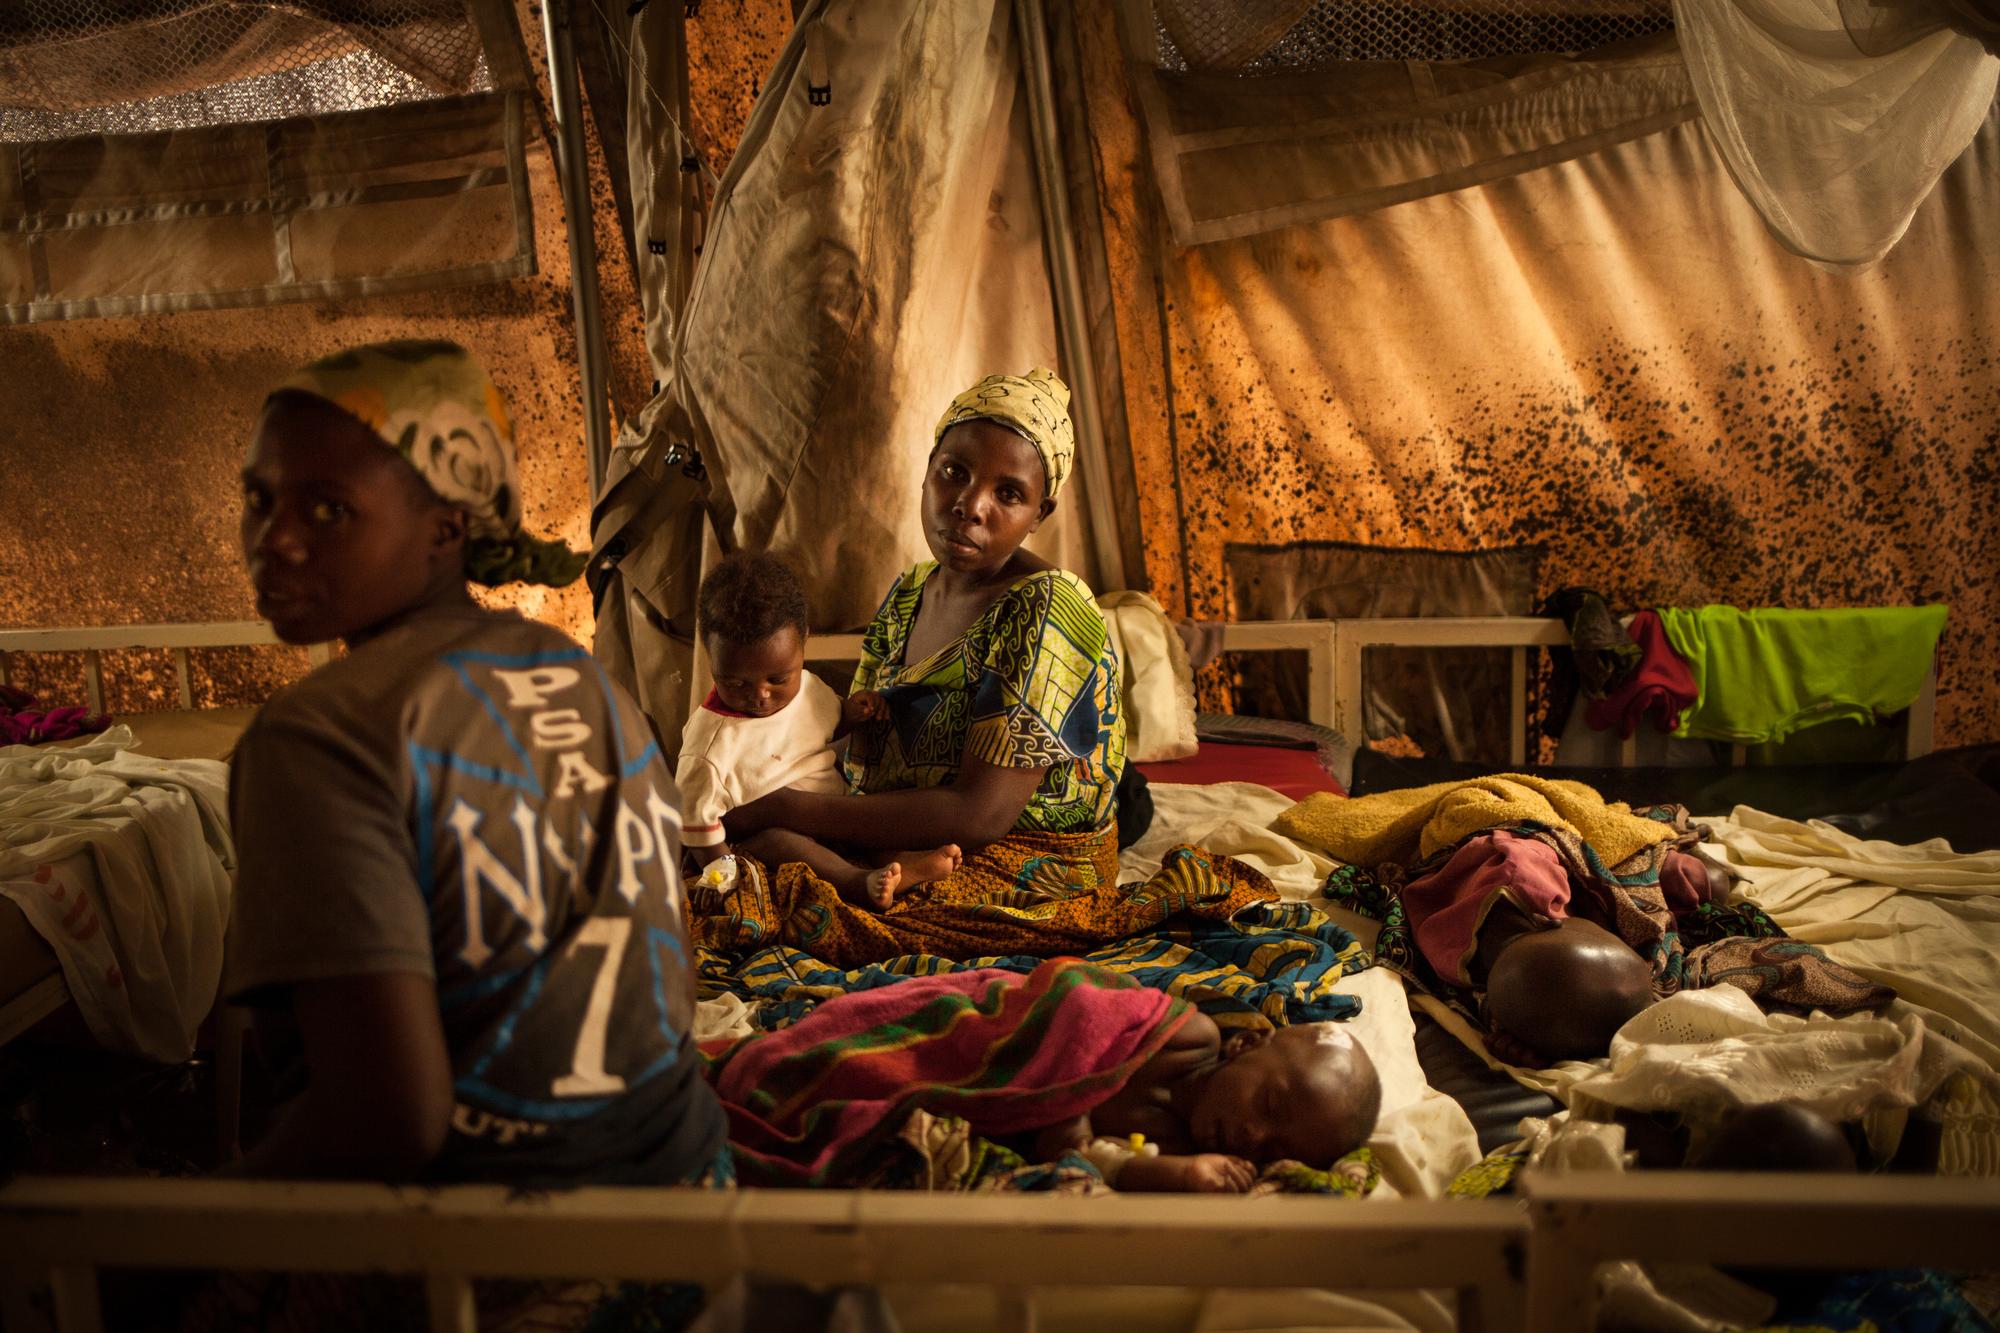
xmin=1 ymin=0 xmax=1994 ymax=764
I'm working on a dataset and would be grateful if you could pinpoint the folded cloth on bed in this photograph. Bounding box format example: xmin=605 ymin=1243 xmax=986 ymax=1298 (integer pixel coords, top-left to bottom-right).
xmin=693 ymin=829 xmax=1277 ymax=970
xmin=0 ymin=725 xmax=232 ymax=1061
xmin=707 ymin=959 xmax=1189 ymax=1186
xmin=1704 ymin=807 xmax=2000 ymax=1075
xmin=1275 ymin=774 xmax=1675 ymax=868
xmin=1565 ymin=985 xmax=2000 ymax=1174
xmin=1097 ymin=592 xmax=1197 ymax=763
xmin=1657 ymin=604 xmax=1947 ymax=745
xmin=1583 ymin=611 xmax=1698 ymax=739
xmin=0 ymin=686 xmax=111 ymax=746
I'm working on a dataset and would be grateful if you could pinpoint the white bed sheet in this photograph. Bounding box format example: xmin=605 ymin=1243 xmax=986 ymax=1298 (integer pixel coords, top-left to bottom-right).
xmin=0 ymin=725 xmax=232 ymax=1061
xmin=1700 ymin=806 xmax=2000 ymax=1076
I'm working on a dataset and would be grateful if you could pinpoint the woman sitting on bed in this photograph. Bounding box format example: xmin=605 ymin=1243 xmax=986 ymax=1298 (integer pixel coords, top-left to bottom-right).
xmin=221 ymin=341 xmax=725 ymax=1190
xmin=718 ymin=369 xmax=1132 ymax=962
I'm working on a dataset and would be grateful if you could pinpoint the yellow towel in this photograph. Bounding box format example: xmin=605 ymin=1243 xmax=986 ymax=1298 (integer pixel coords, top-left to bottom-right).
xmin=1274 ymin=774 xmax=1676 ymax=867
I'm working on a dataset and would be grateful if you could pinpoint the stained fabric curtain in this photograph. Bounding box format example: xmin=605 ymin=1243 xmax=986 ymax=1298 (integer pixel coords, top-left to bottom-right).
xmin=1121 ymin=23 xmax=1698 ymax=247
xmin=597 ymin=0 xmax=1098 ymax=748
xmin=1 ymin=92 xmax=532 ymax=323
xmin=1075 ymin=0 xmax=1999 ymax=749
xmin=0 ymin=0 xmax=537 ymax=324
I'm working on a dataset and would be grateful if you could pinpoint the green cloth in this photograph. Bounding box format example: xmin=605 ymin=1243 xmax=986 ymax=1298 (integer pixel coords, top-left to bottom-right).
xmin=1657 ymin=605 xmax=1946 ymax=745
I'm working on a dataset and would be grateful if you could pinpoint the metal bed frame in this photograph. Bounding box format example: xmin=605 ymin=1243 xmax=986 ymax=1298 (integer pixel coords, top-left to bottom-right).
xmin=807 ymin=615 xmax=1938 ymax=766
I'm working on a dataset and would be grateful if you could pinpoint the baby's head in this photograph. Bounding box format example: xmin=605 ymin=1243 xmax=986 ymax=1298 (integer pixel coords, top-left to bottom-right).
xmin=1688 ymin=1102 xmax=1857 ymax=1173
xmin=697 ymin=552 xmax=811 ymax=718
xmin=1187 ymin=1022 xmax=1381 ymax=1167
xmin=1486 ymin=917 xmax=1654 ymax=1064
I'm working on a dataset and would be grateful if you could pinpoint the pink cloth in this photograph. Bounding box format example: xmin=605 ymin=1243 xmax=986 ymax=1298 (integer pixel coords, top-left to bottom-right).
xmin=707 ymin=960 xmax=1187 ymax=1185
xmin=1402 ymin=831 xmax=1573 ymax=985
xmin=1584 ymin=610 xmax=1697 ymax=738
xmin=0 ymin=690 xmax=111 ymax=746
xmin=1658 ymin=850 xmax=1723 ymax=914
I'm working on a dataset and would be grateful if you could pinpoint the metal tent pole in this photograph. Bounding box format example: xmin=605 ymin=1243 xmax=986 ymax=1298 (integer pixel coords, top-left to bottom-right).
xmin=1015 ymin=0 xmax=1129 ymax=593
xmin=540 ymin=0 xmax=611 ymax=503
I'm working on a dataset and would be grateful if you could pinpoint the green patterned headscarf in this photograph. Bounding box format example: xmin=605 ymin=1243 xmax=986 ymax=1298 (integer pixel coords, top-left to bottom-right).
xmin=934 ymin=368 xmax=1076 ymax=500
xmin=271 ymin=340 xmax=585 ymax=588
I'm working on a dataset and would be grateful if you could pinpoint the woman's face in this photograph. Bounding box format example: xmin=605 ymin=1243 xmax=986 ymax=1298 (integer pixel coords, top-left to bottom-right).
xmin=241 ymin=394 xmax=464 ymax=645
xmin=922 ymin=420 xmax=1054 ymax=578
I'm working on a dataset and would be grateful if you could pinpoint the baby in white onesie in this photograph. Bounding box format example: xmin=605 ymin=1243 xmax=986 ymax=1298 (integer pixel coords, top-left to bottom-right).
xmin=677 ymin=552 xmax=961 ymax=909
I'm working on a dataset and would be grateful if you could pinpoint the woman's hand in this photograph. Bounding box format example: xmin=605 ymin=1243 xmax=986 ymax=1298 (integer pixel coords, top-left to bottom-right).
xmin=233 ymin=972 xmax=452 ymax=1179
xmin=842 ymin=690 xmax=890 ymax=726
xmin=722 ymin=786 xmax=800 ymax=841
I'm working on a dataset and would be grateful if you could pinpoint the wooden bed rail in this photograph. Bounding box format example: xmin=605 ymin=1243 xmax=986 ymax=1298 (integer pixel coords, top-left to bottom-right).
xmin=1520 ymin=1170 xmax=2000 ymax=1332
xmin=0 ymin=1179 xmax=1527 ymax=1333
xmin=0 ymin=622 xmax=331 ymax=715
xmin=6 ymin=1171 xmax=1995 ymax=1333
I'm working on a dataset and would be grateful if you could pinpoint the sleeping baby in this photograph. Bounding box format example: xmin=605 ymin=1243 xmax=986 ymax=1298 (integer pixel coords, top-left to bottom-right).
xmin=710 ymin=959 xmax=1383 ymax=1192
xmin=1035 ymin=1004 xmax=1383 ymax=1191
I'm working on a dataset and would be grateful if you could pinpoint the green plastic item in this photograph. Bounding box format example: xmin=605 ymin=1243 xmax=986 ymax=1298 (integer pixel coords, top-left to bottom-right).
xmin=1656 ymin=605 xmax=1947 ymax=746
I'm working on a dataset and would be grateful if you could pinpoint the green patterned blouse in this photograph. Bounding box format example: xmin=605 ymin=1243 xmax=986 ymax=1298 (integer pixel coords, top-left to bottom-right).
xmin=841 ymin=562 xmax=1126 ymax=834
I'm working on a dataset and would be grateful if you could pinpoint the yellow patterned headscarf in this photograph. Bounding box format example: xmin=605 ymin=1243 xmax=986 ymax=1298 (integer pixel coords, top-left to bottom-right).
xmin=933 ymin=368 xmax=1076 ymax=500
xmin=270 ymin=340 xmax=585 ymax=588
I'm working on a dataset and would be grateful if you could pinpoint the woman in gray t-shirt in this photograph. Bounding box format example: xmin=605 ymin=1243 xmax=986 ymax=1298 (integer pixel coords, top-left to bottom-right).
xmin=223 ymin=340 xmax=724 ymax=1189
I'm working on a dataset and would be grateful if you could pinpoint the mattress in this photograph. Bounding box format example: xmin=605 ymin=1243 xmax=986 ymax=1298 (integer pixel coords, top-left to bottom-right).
xmin=1138 ymin=742 xmax=1346 ymax=802
xmin=46 ymin=707 xmax=258 ymax=764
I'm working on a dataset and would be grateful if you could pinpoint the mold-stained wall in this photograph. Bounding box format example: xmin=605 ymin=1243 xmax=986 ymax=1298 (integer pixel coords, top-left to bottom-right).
xmin=0 ymin=8 xmax=657 ymax=716
xmin=1074 ymin=0 xmax=1999 ymax=746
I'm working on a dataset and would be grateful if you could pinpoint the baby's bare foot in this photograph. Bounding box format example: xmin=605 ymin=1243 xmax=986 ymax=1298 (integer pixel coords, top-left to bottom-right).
xmin=859 ymin=862 xmax=902 ymax=910
xmin=894 ymin=844 xmax=962 ymax=888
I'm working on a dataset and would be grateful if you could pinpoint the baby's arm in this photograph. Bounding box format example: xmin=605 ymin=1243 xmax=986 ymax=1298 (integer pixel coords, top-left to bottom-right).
xmin=1130 ymin=1008 xmax=1223 ymax=1088
xmin=1087 ymin=1009 xmax=1223 ymax=1156
xmin=834 ymin=689 xmax=889 ymax=740
xmin=673 ymin=752 xmax=736 ymax=866
xmin=1116 ymin=1152 xmax=1256 ymax=1193
xmin=1035 ymin=1114 xmax=1255 ymax=1193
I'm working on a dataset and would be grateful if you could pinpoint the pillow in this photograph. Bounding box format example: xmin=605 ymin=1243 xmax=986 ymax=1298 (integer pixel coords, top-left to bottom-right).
xmin=1098 ymin=592 xmax=1198 ymax=763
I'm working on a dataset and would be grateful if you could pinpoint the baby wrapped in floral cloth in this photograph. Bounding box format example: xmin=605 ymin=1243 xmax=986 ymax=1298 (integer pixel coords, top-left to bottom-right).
xmin=709 ymin=958 xmax=1381 ymax=1192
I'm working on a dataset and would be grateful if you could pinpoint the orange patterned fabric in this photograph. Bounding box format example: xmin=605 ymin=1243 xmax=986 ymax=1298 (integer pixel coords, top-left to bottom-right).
xmin=691 ymin=826 xmax=1277 ymax=970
